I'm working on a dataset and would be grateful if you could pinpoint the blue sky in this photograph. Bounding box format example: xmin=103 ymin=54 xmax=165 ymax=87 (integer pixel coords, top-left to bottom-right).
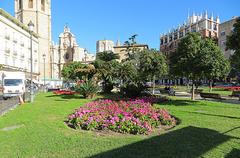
xmin=0 ymin=0 xmax=239 ymax=53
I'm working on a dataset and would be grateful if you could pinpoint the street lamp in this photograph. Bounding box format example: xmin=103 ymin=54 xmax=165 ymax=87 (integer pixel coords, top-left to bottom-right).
xmin=84 ymin=49 xmax=87 ymax=63
xmin=42 ymin=54 xmax=46 ymax=92
xmin=28 ymin=21 xmax=34 ymax=103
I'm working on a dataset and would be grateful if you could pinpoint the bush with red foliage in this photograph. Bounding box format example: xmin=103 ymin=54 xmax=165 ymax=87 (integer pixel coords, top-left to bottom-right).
xmin=53 ymin=90 xmax=77 ymax=95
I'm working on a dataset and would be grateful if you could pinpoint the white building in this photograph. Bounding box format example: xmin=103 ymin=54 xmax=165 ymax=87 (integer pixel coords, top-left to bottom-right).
xmin=96 ymin=40 xmax=115 ymax=53
xmin=160 ymin=12 xmax=220 ymax=56
xmin=15 ymin=0 xmax=52 ymax=81
xmin=0 ymin=8 xmax=39 ymax=80
xmin=218 ymin=17 xmax=238 ymax=58
xmin=51 ymin=26 xmax=95 ymax=80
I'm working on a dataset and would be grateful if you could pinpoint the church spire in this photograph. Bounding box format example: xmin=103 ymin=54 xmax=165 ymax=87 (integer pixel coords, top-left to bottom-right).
xmin=116 ymin=39 xmax=121 ymax=46
xmin=64 ymin=23 xmax=70 ymax=32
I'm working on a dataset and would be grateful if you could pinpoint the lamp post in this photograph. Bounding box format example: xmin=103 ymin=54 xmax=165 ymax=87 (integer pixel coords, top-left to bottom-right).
xmin=84 ymin=49 xmax=87 ymax=63
xmin=42 ymin=54 xmax=46 ymax=92
xmin=28 ymin=21 xmax=34 ymax=103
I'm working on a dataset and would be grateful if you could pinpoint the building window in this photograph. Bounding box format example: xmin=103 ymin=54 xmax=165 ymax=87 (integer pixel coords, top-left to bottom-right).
xmin=34 ymin=62 xmax=37 ymax=73
xmin=169 ymin=35 xmax=172 ymax=42
xmin=208 ymin=21 xmax=212 ymax=29
xmin=41 ymin=0 xmax=45 ymax=11
xmin=164 ymin=37 xmax=168 ymax=44
xmin=13 ymin=58 xmax=16 ymax=67
xmin=209 ymin=31 xmax=212 ymax=37
xmin=221 ymin=31 xmax=225 ymax=36
xmin=160 ymin=39 xmax=164 ymax=45
xmin=29 ymin=0 xmax=33 ymax=8
xmin=20 ymin=59 xmax=24 ymax=68
xmin=174 ymin=32 xmax=178 ymax=40
xmin=191 ymin=27 xmax=196 ymax=32
xmin=65 ymin=53 xmax=69 ymax=60
xmin=19 ymin=0 xmax=23 ymax=10
xmin=5 ymin=56 xmax=9 ymax=65
xmin=179 ymin=31 xmax=183 ymax=38
xmin=213 ymin=24 xmax=217 ymax=31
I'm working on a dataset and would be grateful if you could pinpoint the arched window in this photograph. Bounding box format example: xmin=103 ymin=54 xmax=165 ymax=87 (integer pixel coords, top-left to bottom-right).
xmin=41 ymin=0 xmax=45 ymax=11
xmin=19 ymin=0 xmax=23 ymax=10
xmin=28 ymin=0 xmax=33 ymax=8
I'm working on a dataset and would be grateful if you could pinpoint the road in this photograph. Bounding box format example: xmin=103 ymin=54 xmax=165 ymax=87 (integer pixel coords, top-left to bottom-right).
xmin=0 ymin=94 xmax=19 ymax=116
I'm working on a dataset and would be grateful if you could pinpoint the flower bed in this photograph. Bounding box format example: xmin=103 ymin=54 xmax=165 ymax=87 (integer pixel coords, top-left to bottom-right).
xmin=53 ymin=90 xmax=77 ymax=95
xmin=67 ymin=98 xmax=176 ymax=135
xmin=214 ymin=86 xmax=240 ymax=91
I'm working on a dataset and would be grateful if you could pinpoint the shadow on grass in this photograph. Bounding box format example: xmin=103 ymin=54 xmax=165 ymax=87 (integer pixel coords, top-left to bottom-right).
xmin=97 ymin=92 xmax=124 ymax=100
xmin=159 ymin=99 xmax=199 ymax=106
xmin=225 ymin=148 xmax=240 ymax=158
xmin=186 ymin=111 xmax=240 ymax=120
xmin=89 ymin=126 xmax=234 ymax=158
xmin=46 ymin=94 xmax=85 ymax=100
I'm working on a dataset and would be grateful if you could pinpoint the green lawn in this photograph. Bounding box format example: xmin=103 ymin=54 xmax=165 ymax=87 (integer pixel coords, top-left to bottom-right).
xmin=0 ymin=93 xmax=240 ymax=158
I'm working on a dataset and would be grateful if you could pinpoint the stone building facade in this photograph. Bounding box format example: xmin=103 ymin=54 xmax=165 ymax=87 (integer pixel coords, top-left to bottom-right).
xmin=0 ymin=9 xmax=39 ymax=80
xmin=96 ymin=40 xmax=114 ymax=53
xmin=160 ymin=12 xmax=220 ymax=57
xmin=113 ymin=44 xmax=149 ymax=61
xmin=51 ymin=26 xmax=95 ymax=80
xmin=15 ymin=0 xmax=52 ymax=81
xmin=96 ymin=39 xmax=149 ymax=61
xmin=218 ymin=17 xmax=239 ymax=58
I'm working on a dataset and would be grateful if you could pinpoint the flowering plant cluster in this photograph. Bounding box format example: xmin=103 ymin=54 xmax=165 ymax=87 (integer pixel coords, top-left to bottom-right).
xmin=53 ymin=90 xmax=77 ymax=95
xmin=67 ymin=98 xmax=175 ymax=135
xmin=214 ymin=86 xmax=240 ymax=91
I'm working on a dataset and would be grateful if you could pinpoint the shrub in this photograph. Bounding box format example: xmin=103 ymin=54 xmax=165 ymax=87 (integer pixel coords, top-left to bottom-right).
xmin=120 ymin=83 xmax=146 ymax=97
xmin=75 ymin=80 xmax=99 ymax=98
xmin=67 ymin=98 xmax=175 ymax=135
xmin=53 ymin=90 xmax=77 ymax=95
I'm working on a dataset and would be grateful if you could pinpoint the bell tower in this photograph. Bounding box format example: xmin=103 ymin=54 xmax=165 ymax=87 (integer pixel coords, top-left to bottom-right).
xmin=15 ymin=0 xmax=52 ymax=80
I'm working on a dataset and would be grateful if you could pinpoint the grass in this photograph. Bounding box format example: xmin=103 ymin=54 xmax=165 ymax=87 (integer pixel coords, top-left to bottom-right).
xmin=202 ymin=88 xmax=233 ymax=96
xmin=0 ymin=93 xmax=239 ymax=158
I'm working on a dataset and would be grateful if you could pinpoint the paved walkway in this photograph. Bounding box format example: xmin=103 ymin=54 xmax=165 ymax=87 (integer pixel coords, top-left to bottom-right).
xmin=174 ymin=91 xmax=240 ymax=104
xmin=0 ymin=96 xmax=19 ymax=116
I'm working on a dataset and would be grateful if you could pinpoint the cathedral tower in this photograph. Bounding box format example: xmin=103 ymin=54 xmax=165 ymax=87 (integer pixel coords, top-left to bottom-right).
xmin=15 ymin=0 xmax=52 ymax=80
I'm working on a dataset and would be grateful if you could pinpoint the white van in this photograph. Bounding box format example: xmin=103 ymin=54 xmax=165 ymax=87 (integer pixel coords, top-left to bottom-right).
xmin=2 ymin=72 xmax=26 ymax=100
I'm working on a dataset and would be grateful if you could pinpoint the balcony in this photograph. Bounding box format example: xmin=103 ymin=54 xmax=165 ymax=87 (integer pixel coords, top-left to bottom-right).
xmin=5 ymin=48 xmax=10 ymax=54
xmin=5 ymin=34 xmax=10 ymax=40
xmin=13 ymin=50 xmax=18 ymax=56
xmin=13 ymin=38 xmax=18 ymax=43
xmin=20 ymin=54 xmax=25 ymax=58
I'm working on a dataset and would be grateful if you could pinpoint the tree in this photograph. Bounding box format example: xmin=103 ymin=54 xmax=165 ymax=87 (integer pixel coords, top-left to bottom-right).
xmin=171 ymin=33 xmax=230 ymax=100
xmin=123 ymin=34 xmax=141 ymax=60
xmin=96 ymin=51 xmax=119 ymax=62
xmin=226 ymin=17 xmax=240 ymax=81
xmin=138 ymin=49 xmax=168 ymax=94
xmin=199 ymin=38 xmax=230 ymax=91
xmin=93 ymin=51 xmax=120 ymax=93
xmin=61 ymin=62 xmax=95 ymax=82
xmin=118 ymin=49 xmax=168 ymax=97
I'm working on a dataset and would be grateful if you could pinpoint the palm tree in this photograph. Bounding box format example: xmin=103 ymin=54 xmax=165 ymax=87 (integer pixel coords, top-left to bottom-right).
xmin=94 ymin=51 xmax=120 ymax=93
xmin=96 ymin=51 xmax=119 ymax=62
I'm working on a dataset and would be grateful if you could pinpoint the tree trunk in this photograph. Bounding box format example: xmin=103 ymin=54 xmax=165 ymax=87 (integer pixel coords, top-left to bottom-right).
xmin=152 ymin=75 xmax=155 ymax=95
xmin=191 ymin=81 xmax=195 ymax=100
xmin=209 ymin=80 xmax=213 ymax=92
xmin=187 ymin=79 xmax=189 ymax=90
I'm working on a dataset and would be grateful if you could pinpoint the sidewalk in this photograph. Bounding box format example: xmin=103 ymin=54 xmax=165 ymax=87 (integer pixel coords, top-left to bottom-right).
xmin=0 ymin=95 xmax=19 ymax=116
xmin=175 ymin=91 xmax=240 ymax=105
